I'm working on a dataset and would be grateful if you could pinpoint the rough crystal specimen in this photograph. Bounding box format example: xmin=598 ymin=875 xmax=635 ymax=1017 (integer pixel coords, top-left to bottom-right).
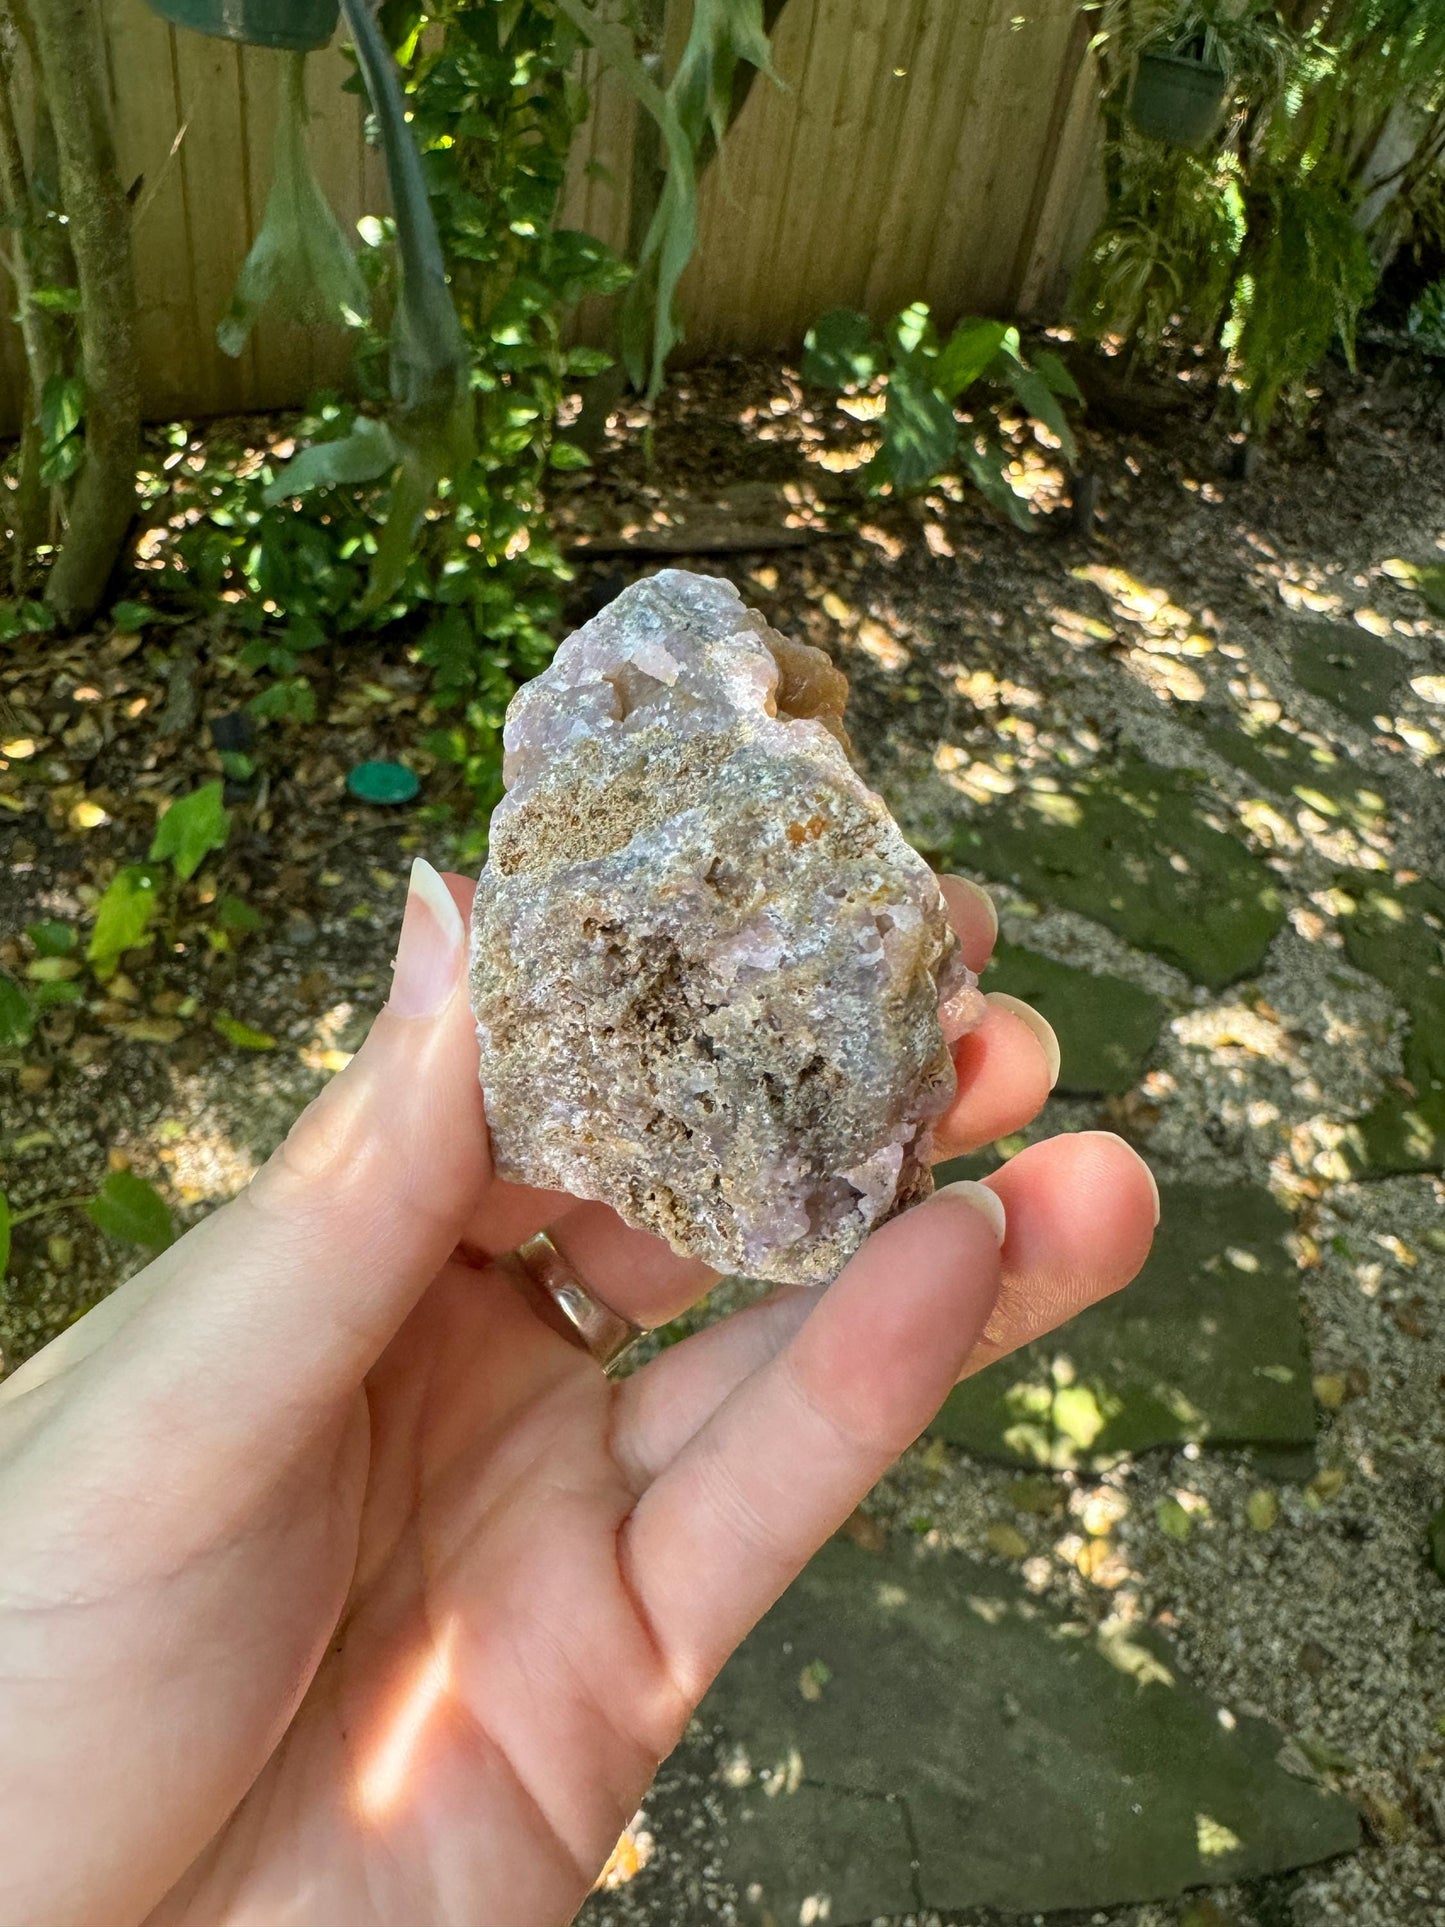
xmin=469 ymin=570 xmax=984 ymax=1285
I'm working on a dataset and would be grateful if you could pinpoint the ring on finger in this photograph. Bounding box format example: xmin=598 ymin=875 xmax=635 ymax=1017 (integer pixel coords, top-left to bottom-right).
xmin=503 ymin=1230 xmax=644 ymax=1375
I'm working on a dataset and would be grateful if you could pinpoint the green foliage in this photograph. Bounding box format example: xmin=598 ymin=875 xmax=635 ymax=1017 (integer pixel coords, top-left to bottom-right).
xmin=1228 ymin=176 xmax=1377 ymax=428
xmin=84 ymin=1169 xmax=174 ymax=1250
xmin=0 ymin=599 xmax=56 ymax=642
xmin=0 ymin=1186 xmax=10 ymax=1278
xmin=39 ymin=372 xmax=86 ymax=485
xmin=212 ymin=1011 xmax=277 ymax=1050
xmin=556 ymin=0 xmax=775 ymax=398
xmin=111 ymin=599 xmax=156 ymax=633
xmin=1408 ymin=275 xmax=1445 ymax=354
xmin=801 ymin=302 xmax=1080 ymax=519
xmin=25 ymin=920 xmax=76 ymax=959
xmin=0 ymin=971 xmax=35 ymax=1050
xmin=148 ymin=780 xmax=231 ymax=882
xmin=86 ymin=780 xmax=235 ymax=978
xmin=87 ymin=865 xmax=164 ymax=978
xmin=166 ymin=3 xmax=627 ymax=824
xmin=1072 ymin=143 xmax=1244 ymax=351
xmin=218 ymin=51 xmax=370 ymax=358
xmin=1076 ymin=0 xmax=1445 ymax=429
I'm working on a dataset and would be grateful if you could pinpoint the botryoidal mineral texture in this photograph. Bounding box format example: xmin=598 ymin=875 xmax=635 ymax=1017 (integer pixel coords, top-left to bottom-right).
xmin=469 ymin=570 xmax=984 ymax=1285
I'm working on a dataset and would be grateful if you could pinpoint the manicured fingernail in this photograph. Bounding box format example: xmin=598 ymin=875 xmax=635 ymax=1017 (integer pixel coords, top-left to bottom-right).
xmin=388 ymin=859 xmax=465 ymax=1019
xmin=933 ymin=1178 xmax=1007 ymax=1246
xmin=986 ymin=991 xmax=1061 ymax=1090
xmin=942 ymin=873 xmax=999 ymax=945
xmin=1074 ymin=1130 xmax=1162 ymax=1225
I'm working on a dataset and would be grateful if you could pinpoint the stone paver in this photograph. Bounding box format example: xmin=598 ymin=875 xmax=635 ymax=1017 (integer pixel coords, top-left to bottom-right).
xmin=985 ymin=939 xmax=1167 ymax=1095
xmin=930 ymin=1180 xmax=1316 ymax=1467
xmin=1286 ymin=619 xmax=1411 ymax=729
xmin=942 ymin=756 xmax=1285 ymax=990
xmin=705 ymin=1540 xmax=1359 ymax=1923
xmin=1336 ymin=874 xmax=1445 ymax=1174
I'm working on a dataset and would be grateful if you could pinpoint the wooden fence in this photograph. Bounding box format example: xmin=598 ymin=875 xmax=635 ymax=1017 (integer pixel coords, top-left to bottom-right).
xmin=0 ymin=0 xmax=1103 ymax=429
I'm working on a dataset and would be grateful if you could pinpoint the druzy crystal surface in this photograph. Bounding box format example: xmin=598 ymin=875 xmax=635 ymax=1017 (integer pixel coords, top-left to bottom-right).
xmin=469 ymin=570 xmax=983 ymax=1285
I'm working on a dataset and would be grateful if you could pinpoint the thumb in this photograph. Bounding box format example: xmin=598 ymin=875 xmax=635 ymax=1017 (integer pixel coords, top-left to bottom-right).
xmin=4 ymin=860 xmax=489 ymax=1444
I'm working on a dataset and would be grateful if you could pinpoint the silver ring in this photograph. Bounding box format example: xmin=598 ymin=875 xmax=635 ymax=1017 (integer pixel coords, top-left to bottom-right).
xmin=506 ymin=1230 xmax=643 ymax=1375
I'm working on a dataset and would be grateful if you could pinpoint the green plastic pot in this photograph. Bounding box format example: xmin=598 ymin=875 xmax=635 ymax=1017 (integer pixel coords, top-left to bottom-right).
xmin=1128 ymin=50 xmax=1229 ymax=149
xmin=143 ymin=0 xmax=339 ymax=51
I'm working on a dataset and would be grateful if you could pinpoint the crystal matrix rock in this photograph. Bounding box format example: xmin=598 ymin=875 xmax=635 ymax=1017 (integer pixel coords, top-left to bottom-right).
xmin=469 ymin=570 xmax=983 ymax=1285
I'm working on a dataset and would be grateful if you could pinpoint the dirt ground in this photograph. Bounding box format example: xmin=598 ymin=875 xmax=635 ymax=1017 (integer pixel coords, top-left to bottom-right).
xmin=2 ymin=345 xmax=1443 ymax=1925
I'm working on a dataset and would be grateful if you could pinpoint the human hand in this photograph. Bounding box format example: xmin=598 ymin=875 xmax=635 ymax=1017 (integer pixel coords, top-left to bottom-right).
xmin=0 ymin=862 xmax=1156 ymax=1927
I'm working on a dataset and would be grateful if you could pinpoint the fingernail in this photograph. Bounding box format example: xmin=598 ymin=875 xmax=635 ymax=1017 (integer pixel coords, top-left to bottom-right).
xmin=388 ymin=859 xmax=465 ymax=1019
xmin=942 ymin=873 xmax=999 ymax=945
xmin=933 ymin=1178 xmax=1007 ymax=1247
xmin=1073 ymin=1130 xmax=1163 ymax=1226
xmin=986 ymin=991 xmax=1061 ymax=1090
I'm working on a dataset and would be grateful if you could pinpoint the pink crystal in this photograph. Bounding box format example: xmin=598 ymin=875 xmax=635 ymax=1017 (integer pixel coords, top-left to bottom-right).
xmin=469 ymin=571 xmax=980 ymax=1285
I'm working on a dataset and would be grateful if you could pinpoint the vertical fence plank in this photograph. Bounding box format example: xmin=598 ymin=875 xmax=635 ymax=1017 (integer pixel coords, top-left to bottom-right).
xmin=104 ymin=0 xmax=198 ymax=422
xmin=0 ymin=4 xmax=1106 ymax=431
xmin=167 ymin=29 xmax=259 ymax=415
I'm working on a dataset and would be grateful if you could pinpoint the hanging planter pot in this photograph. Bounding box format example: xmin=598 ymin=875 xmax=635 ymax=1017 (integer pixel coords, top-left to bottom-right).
xmin=1129 ymin=40 xmax=1229 ymax=150
xmin=143 ymin=0 xmax=340 ymax=52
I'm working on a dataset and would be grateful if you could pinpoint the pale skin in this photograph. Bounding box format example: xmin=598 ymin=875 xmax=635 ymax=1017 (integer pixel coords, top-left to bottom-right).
xmin=0 ymin=864 xmax=1158 ymax=1927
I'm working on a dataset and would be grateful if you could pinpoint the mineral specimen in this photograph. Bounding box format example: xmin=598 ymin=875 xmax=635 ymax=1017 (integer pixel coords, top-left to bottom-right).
xmin=469 ymin=570 xmax=984 ymax=1285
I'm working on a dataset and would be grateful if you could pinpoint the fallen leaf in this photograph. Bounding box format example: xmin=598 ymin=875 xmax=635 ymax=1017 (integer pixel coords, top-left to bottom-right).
xmin=85 ymin=1169 xmax=174 ymax=1249
xmin=1313 ymin=1373 xmax=1348 ymax=1411
xmin=1246 ymin=1488 xmax=1279 ymax=1532
xmin=213 ymin=1011 xmax=277 ymax=1051
xmin=118 ymin=1017 xmax=185 ymax=1044
xmin=985 ymin=1523 xmax=1031 ymax=1560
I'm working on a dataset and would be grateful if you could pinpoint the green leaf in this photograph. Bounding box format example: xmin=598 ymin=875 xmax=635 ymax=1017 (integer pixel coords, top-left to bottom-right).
xmin=934 ymin=319 xmax=1009 ymax=401
xmin=32 ymin=980 xmax=82 ymax=1011
xmin=339 ymin=0 xmax=475 ymax=605
xmin=547 ymin=439 xmax=592 ymax=471
xmin=149 ymin=781 xmax=231 ymax=882
xmin=213 ymin=1011 xmax=277 ymax=1051
xmin=262 ymin=416 xmax=398 ymax=507
xmin=247 ymin=678 xmax=317 ymax=723
xmin=801 ymin=307 xmax=880 ymax=389
xmin=0 ymin=1187 xmax=9 ymax=1277
xmin=218 ymin=51 xmax=370 ymax=358
xmin=87 ymin=866 xmax=164 ymax=977
xmin=1156 ymin=1497 xmax=1193 ymax=1542
xmin=1246 ymin=1487 xmax=1279 ymax=1532
xmin=880 ymin=360 xmax=960 ymax=492
xmin=84 ymin=1169 xmax=174 ymax=1250
xmin=40 ymin=372 xmax=84 ymax=452
xmin=0 ymin=970 xmax=34 ymax=1049
xmin=1002 ymin=361 xmax=1078 ymax=463
xmin=216 ymin=895 xmax=265 ymax=934
xmin=564 ymin=345 xmax=614 ymax=378
xmin=27 ymin=918 xmax=76 ymax=958
xmin=27 ymin=284 xmax=83 ymax=314
xmin=111 ymin=600 xmax=155 ymax=633
xmin=1030 ymin=347 xmax=1083 ymax=402
xmin=1415 ymin=565 xmax=1445 ymax=620
xmin=25 ymin=957 xmax=80 ymax=984
xmin=554 ymin=0 xmax=701 ymax=399
xmin=40 ymin=436 xmax=84 ymax=487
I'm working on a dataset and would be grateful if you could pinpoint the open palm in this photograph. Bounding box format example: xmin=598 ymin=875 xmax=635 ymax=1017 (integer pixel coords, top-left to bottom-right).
xmin=0 ymin=869 xmax=1156 ymax=1927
